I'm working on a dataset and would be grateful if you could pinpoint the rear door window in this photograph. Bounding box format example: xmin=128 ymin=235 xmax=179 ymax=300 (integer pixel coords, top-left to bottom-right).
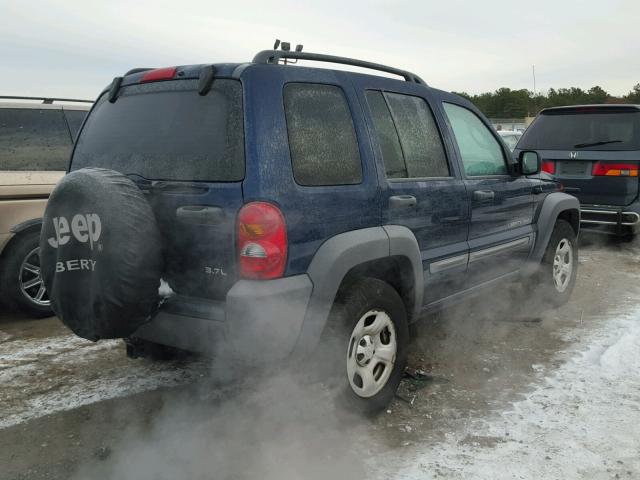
xmin=443 ymin=102 xmax=508 ymax=176
xmin=365 ymin=91 xmax=406 ymax=178
xmin=284 ymin=83 xmax=362 ymax=186
xmin=63 ymin=109 xmax=88 ymax=140
xmin=0 ymin=108 xmax=72 ymax=171
xmin=72 ymin=79 xmax=244 ymax=182
xmin=366 ymin=91 xmax=449 ymax=178
xmin=518 ymin=109 xmax=640 ymax=151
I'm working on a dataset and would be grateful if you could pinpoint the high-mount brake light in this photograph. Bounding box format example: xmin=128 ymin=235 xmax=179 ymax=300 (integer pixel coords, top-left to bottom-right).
xmin=141 ymin=67 xmax=177 ymax=83
xmin=592 ymin=162 xmax=639 ymax=177
xmin=542 ymin=160 xmax=556 ymax=175
xmin=238 ymin=202 xmax=287 ymax=280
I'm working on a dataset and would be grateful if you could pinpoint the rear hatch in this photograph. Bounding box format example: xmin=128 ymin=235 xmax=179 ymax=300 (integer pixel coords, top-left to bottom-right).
xmin=518 ymin=106 xmax=640 ymax=206
xmin=70 ymin=72 xmax=245 ymax=300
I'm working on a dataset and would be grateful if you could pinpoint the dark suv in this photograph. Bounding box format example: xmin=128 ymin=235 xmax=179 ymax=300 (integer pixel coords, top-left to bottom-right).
xmin=516 ymin=105 xmax=640 ymax=236
xmin=40 ymin=49 xmax=580 ymax=412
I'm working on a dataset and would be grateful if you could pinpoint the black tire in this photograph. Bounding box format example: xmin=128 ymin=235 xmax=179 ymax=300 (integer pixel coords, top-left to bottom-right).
xmin=322 ymin=278 xmax=409 ymax=415
xmin=40 ymin=168 xmax=163 ymax=341
xmin=536 ymin=219 xmax=578 ymax=308
xmin=0 ymin=230 xmax=53 ymax=318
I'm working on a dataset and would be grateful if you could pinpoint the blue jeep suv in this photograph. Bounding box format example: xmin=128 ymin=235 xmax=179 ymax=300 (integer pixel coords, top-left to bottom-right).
xmin=40 ymin=48 xmax=580 ymax=412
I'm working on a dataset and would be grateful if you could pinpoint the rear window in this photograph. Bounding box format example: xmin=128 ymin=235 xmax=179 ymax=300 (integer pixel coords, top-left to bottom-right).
xmin=0 ymin=108 xmax=73 ymax=171
xmin=284 ymin=83 xmax=362 ymax=186
xmin=71 ymin=79 xmax=244 ymax=181
xmin=519 ymin=109 xmax=640 ymax=151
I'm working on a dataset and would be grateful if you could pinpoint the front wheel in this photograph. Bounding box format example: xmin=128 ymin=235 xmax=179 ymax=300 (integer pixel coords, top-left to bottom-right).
xmin=323 ymin=278 xmax=409 ymax=414
xmin=537 ymin=219 xmax=578 ymax=307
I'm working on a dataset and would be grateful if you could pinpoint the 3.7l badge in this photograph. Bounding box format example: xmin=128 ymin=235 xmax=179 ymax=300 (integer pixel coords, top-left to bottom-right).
xmin=204 ymin=266 xmax=227 ymax=277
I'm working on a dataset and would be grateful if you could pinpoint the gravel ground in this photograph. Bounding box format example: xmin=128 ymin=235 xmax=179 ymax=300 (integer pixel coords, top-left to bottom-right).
xmin=0 ymin=234 xmax=638 ymax=479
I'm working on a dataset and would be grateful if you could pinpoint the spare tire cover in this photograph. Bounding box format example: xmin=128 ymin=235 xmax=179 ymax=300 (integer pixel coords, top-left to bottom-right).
xmin=40 ymin=168 xmax=163 ymax=341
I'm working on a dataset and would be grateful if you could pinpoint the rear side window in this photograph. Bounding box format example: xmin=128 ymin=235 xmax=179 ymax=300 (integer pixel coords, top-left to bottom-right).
xmin=0 ymin=108 xmax=72 ymax=171
xmin=443 ymin=103 xmax=507 ymax=176
xmin=366 ymin=91 xmax=406 ymax=178
xmin=518 ymin=109 xmax=640 ymax=151
xmin=284 ymin=83 xmax=362 ymax=186
xmin=366 ymin=91 xmax=449 ymax=178
xmin=72 ymin=79 xmax=244 ymax=182
xmin=63 ymin=109 xmax=88 ymax=140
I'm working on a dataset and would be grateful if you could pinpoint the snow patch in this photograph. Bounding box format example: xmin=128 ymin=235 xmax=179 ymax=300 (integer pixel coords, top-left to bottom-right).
xmin=386 ymin=307 xmax=640 ymax=479
xmin=0 ymin=332 xmax=206 ymax=430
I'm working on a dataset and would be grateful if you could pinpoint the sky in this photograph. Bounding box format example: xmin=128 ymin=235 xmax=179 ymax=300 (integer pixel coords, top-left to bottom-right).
xmin=1 ymin=0 xmax=638 ymax=100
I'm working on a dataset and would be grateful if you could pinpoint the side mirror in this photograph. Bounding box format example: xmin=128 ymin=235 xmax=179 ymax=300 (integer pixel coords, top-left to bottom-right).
xmin=519 ymin=151 xmax=541 ymax=175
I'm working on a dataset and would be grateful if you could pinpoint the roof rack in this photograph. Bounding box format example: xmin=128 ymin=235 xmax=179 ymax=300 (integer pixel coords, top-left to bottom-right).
xmin=252 ymin=50 xmax=427 ymax=85
xmin=0 ymin=96 xmax=93 ymax=104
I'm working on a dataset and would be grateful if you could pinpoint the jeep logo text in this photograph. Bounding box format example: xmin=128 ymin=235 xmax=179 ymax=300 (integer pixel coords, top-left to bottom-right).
xmin=47 ymin=214 xmax=102 ymax=250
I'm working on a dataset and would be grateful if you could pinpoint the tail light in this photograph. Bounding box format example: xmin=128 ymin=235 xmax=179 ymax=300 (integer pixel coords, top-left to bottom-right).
xmin=541 ymin=160 xmax=556 ymax=174
xmin=141 ymin=67 xmax=177 ymax=83
xmin=592 ymin=162 xmax=638 ymax=177
xmin=238 ymin=202 xmax=287 ymax=279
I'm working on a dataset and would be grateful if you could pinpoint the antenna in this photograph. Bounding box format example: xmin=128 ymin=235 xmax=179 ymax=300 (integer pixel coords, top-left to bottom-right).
xmin=532 ymin=64 xmax=537 ymax=96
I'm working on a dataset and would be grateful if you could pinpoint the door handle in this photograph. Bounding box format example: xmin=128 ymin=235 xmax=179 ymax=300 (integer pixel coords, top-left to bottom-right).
xmin=532 ymin=185 xmax=544 ymax=194
xmin=176 ymin=205 xmax=224 ymax=225
xmin=473 ymin=190 xmax=495 ymax=202
xmin=389 ymin=195 xmax=417 ymax=209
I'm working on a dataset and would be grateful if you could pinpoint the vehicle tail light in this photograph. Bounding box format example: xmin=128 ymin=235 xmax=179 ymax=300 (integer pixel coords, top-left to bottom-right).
xmin=238 ymin=202 xmax=287 ymax=279
xmin=541 ymin=160 xmax=556 ymax=174
xmin=141 ymin=67 xmax=177 ymax=83
xmin=592 ymin=162 xmax=639 ymax=177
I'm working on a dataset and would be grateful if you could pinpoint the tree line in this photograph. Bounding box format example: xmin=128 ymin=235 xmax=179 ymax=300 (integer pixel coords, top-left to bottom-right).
xmin=453 ymin=84 xmax=640 ymax=119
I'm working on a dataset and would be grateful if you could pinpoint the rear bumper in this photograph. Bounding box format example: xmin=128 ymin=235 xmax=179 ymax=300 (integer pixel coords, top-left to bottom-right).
xmin=580 ymin=201 xmax=640 ymax=233
xmin=133 ymin=274 xmax=313 ymax=365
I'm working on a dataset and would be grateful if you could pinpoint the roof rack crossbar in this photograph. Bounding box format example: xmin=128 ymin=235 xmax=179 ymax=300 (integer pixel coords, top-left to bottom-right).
xmin=252 ymin=50 xmax=427 ymax=85
xmin=0 ymin=96 xmax=93 ymax=104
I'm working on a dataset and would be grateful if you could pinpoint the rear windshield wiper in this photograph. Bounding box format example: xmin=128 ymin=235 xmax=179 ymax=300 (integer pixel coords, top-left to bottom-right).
xmin=573 ymin=140 xmax=623 ymax=149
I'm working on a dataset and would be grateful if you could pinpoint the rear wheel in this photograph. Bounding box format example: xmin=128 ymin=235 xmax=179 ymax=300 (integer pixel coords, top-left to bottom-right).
xmin=323 ymin=278 xmax=409 ymax=414
xmin=536 ymin=219 xmax=578 ymax=307
xmin=0 ymin=231 xmax=53 ymax=318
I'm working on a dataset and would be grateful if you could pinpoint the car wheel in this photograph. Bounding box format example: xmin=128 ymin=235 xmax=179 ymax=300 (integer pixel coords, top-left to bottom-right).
xmin=323 ymin=277 xmax=409 ymax=414
xmin=537 ymin=219 xmax=578 ymax=307
xmin=0 ymin=230 xmax=53 ymax=318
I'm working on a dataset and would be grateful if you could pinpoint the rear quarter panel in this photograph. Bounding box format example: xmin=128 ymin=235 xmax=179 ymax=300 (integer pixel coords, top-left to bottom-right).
xmin=0 ymin=171 xmax=62 ymax=251
xmin=240 ymin=65 xmax=383 ymax=276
